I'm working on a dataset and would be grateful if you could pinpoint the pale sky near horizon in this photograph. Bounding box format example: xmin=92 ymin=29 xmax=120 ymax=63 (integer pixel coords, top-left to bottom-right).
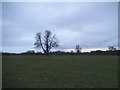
xmin=2 ymin=2 xmax=118 ymax=53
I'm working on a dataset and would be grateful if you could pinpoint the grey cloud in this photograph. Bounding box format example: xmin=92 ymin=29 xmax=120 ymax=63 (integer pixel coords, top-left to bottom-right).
xmin=2 ymin=2 xmax=118 ymax=52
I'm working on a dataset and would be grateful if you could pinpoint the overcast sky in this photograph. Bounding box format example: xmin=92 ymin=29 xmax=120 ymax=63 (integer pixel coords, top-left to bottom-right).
xmin=2 ymin=2 xmax=118 ymax=53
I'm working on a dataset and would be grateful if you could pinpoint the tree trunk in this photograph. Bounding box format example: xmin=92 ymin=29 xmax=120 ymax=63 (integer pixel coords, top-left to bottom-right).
xmin=44 ymin=50 xmax=49 ymax=56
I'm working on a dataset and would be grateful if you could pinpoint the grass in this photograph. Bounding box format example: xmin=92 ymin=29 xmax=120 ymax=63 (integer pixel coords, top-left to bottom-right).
xmin=2 ymin=55 xmax=118 ymax=88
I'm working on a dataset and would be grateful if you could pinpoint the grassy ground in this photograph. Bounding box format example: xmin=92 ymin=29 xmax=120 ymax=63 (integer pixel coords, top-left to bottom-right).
xmin=2 ymin=55 xmax=118 ymax=88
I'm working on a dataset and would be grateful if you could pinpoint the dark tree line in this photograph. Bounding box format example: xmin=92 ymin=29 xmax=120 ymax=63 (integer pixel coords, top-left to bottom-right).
xmin=2 ymin=49 xmax=120 ymax=56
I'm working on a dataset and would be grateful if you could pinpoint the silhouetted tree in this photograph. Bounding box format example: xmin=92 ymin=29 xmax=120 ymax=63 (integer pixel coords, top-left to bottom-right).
xmin=34 ymin=30 xmax=59 ymax=56
xmin=108 ymin=46 xmax=116 ymax=51
xmin=75 ymin=44 xmax=82 ymax=54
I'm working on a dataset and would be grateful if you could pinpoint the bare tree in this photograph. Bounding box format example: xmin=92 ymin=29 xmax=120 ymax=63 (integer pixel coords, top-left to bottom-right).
xmin=108 ymin=46 xmax=116 ymax=51
xmin=34 ymin=30 xmax=59 ymax=56
xmin=75 ymin=44 xmax=82 ymax=54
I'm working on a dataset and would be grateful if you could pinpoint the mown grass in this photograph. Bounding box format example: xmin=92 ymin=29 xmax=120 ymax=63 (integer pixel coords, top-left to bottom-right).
xmin=2 ymin=55 xmax=118 ymax=88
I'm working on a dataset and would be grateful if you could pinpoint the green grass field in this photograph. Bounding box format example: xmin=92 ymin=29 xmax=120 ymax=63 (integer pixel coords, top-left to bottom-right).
xmin=2 ymin=55 xmax=118 ymax=88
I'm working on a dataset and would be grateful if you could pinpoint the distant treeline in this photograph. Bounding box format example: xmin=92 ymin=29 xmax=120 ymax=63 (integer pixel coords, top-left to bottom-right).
xmin=1 ymin=50 xmax=120 ymax=55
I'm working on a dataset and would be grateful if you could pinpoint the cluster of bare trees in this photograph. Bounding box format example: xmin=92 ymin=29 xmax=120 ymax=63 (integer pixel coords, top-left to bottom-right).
xmin=34 ymin=30 xmax=117 ymax=56
xmin=34 ymin=30 xmax=83 ymax=56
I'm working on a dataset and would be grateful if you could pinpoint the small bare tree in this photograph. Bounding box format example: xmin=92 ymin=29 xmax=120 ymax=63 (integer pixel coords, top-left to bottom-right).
xmin=34 ymin=30 xmax=59 ymax=56
xmin=108 ymin=46 xmax=116 ymax=51
xmin=75 ymin=44 xmax=82 ymax=54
